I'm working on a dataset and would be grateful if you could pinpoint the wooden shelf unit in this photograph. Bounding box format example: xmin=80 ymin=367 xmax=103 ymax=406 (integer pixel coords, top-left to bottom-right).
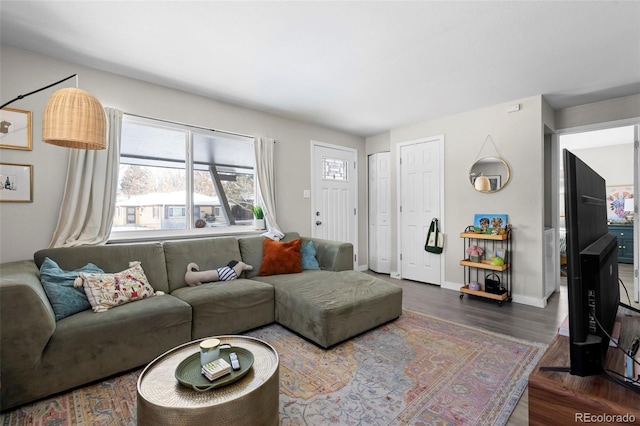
xmin=459 ymin=227 xmax=512 ymax=305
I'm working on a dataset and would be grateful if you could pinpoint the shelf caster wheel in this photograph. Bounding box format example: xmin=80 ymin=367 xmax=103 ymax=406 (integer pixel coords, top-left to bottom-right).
xmin=498 ymin=301 xmax=502 ymax=307
xmin=459 ymin=293 xmax=464 ymax=299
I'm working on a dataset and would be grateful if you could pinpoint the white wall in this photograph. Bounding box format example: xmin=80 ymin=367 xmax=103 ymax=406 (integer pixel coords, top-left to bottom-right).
xmin=0 ymin=46 xmax=367 ymax=263
xmin=571 ymin=144 xmax=634 ymax=186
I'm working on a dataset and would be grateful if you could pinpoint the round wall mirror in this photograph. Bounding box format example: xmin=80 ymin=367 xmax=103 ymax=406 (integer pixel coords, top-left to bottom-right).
xmin=469 ymin=156 xmax=511 ymax=193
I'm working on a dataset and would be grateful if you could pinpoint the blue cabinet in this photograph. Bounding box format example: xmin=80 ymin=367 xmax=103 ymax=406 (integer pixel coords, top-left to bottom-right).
xmin=608 ymin=224 xmax=634 ymax=264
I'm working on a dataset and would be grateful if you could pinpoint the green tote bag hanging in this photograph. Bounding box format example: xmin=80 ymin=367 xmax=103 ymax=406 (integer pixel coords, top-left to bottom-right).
xmin=424 ymin=218 xmax=444 ymax=254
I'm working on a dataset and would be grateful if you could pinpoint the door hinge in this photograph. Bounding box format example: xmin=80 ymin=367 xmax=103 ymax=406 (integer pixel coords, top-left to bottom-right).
xmin=354 ymin=161 xmax=357 ymax=169
xmin=400 ymin=205 xmax=402 ymax=213
xmin=354 ymin=254 xmax=357 ymax=261
xmin=635 ymin=269 xmax=639 ymax=278
xmin=400 ymin=253 xmax=402 ymax=260
xmin=354 ymin=208 xmax=357 ymax=215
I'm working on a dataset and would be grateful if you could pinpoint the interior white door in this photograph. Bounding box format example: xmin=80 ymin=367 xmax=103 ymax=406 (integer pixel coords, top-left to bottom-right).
xmin=311 ymin=142 xmax=357 ymax=266
xmin=369 ymin=152 xmax=391 ymax=273
xmin=399 ymin=138 xmax=442 ymax=284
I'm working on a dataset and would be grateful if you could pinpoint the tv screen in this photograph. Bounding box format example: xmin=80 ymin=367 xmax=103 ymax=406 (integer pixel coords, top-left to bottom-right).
xmin=563 ymin=149 xmax=620 ymax=376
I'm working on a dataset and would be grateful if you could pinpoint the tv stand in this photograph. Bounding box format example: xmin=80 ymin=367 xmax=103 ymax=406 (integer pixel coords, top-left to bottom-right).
xmin=528 ymin=312 xmax=640 ymax=425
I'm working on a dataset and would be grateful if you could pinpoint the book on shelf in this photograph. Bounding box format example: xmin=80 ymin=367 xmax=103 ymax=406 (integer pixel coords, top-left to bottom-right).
xmin=201 ymin=358 xmax=232 ymax=381
xmin=557 ymin=314 xmax=621 ymax=347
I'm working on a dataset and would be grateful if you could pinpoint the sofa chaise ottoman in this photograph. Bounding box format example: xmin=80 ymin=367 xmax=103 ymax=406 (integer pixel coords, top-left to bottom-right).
xmin=238 ymin=233 xmax=403 ymax=348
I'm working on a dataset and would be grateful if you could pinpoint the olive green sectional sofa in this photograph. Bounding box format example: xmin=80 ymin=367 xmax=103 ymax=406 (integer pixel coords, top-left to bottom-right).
xmin=0 ymin=232 xmax=402 ymax=410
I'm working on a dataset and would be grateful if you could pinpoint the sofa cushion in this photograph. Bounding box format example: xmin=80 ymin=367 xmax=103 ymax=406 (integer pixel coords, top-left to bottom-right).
xmin=301 ymin=241 xmax=320 ymax=270
xmin=163 ymin=237 xmax=243 ymax=292
xmin=26 ymin=294 xmax=192 ymax=405
xmin=76 ymin=261 xmax=158 ymax=313
xmin=258 ymin=238 xmax=303 ymax=276
xmin=171 ymin=279 xmax=275 ymax=339
xmin=34 ymin=243 xmax=170 ymax=293
xmin=39 ymin=257 xmax=103 ymax=321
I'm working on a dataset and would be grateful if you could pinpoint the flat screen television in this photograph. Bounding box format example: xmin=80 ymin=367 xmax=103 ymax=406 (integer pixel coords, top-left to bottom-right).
xmin=563 ymin=148 xmax=620 ymax=377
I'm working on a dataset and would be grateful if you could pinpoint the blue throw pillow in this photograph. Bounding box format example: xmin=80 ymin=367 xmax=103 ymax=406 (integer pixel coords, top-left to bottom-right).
xmin=301 ymin=241 xmax=320 ymax=270
xmin=40 ymin=257 xmax=104 ymax=321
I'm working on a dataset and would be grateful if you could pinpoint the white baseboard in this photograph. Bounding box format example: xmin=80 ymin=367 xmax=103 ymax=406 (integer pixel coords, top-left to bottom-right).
xmin=512 ymin=294 xmax=547 ymax=308
xmin=356 ymin=264 xmax=369 ymax=272
xmin=442 ymin=280 xmax=460 ymax=291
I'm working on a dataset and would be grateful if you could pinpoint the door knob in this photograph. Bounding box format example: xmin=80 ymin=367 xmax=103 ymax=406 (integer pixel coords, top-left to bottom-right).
xmin=316 ymin=220 xmax=322 ymax=226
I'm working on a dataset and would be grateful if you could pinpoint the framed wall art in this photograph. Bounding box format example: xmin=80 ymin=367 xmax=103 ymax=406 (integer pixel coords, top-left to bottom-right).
xmin=606 ymin=185 xmax=633 ymax=223
xmin=0 ymin=163 xmax=33 ymax=202
xmin=0 ymin=108 xmax=32 ymax=150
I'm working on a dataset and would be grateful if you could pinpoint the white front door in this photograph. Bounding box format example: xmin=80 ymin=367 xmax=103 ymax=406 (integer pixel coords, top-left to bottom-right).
xmin=398 ymin=136 xmax=443 ymax=284
xmin=311 ymin=141 xmax=358 ymax=266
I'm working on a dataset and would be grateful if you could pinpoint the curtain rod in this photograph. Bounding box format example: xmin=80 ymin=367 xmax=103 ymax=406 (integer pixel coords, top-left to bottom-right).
xmin=124 ymin=112 xmax=254 ymax=140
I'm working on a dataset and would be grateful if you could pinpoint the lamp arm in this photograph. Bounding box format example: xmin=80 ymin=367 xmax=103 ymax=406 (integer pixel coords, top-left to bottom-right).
xmin=0 ymin=74 xmax=77 ymax=110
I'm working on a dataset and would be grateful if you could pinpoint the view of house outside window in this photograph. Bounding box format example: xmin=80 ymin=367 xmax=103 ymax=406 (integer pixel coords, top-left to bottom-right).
xmin=111 ymin=115 xmax=256 ymax=239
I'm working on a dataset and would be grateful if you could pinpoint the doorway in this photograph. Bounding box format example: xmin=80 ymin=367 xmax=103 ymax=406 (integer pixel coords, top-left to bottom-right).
xmin=397 ymin=136 xmax=444 ymax=285
xmin=557 ymin=123 xmax=639 ymax=303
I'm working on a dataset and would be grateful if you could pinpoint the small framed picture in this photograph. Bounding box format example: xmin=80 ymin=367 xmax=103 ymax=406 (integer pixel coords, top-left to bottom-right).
xmin=0 ymin=108 xmax=32 ymax=150
xmin=485 ymin=175 xmax=501 ymax=191
xmin=0 ymin=163 xmax=33 ymax=202
xmin=473 ymin=213 xmax=508 ymax=234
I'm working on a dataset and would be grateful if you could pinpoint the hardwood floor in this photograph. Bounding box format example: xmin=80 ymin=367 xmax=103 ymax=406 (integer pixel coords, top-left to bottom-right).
xmin=366 ymin=263 xmax=636 ymax=426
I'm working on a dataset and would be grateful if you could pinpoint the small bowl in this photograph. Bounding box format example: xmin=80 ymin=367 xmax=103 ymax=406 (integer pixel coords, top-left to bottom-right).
xmin=468 ymin=282 xmax=481 ymax=291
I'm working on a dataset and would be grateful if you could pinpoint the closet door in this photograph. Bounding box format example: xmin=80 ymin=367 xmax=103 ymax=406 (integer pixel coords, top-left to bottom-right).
xmin=369 ymin=152 xmax=391 ymax=273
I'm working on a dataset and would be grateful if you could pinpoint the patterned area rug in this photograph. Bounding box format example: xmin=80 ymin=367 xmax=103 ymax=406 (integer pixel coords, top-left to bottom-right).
xmin=1 ymin=310 xmax=546 ymax=425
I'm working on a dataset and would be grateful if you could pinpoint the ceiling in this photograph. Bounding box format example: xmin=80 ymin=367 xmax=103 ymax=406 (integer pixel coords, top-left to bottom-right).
xmin=1 ymin=1 xmax=639 ymax=137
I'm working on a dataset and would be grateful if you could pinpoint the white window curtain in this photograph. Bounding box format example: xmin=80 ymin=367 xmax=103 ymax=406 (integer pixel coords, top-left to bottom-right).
xmin=49 ymin=107 xmax=122 ymax=247
xmin=254 ymin=136 xmax=284 ymax=240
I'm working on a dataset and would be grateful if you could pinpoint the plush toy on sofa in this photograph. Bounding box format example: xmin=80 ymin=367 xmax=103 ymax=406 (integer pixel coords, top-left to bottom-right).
xmin=185 ymin=260 xmax=253 ymax=286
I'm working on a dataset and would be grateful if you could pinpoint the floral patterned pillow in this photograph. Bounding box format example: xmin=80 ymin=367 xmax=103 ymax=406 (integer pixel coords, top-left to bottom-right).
xmin=74 ymin=261 xmax=161 ymax=313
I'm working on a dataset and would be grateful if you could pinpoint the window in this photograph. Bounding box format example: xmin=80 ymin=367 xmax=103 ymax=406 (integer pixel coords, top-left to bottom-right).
xmin=322 ymin=157 xmax=348 ymax=181
xmin=111 ymin=115 xmax=256 ymax=239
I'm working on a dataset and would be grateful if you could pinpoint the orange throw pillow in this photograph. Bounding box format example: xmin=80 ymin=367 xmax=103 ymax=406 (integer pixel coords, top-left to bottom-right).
xmin=258 ymin=238 xmax=303 ymax=276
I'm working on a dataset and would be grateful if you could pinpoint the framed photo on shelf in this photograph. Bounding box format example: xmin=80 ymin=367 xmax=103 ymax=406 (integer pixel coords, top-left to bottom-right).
xmin=0 ymin=163 xmax=33 ymax=202
xmin=0 ymin=108 xmax=32 ymax=150
xmin=473 ymin=213 xmax=508 ymax=234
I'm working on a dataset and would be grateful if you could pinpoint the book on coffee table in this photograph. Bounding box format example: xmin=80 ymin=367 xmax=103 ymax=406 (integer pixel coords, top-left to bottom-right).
xmin=201 ymin=358 xmax=232 ymax=381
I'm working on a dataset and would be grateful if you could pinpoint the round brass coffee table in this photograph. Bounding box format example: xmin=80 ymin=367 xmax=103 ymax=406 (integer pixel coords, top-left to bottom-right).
xmin=137 ymin=335 xmax=279 ymax=426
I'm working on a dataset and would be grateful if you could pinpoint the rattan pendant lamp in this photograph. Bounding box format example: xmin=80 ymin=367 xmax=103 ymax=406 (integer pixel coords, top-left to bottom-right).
xmin=0 ymin=74 xmax=106 ymax=150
